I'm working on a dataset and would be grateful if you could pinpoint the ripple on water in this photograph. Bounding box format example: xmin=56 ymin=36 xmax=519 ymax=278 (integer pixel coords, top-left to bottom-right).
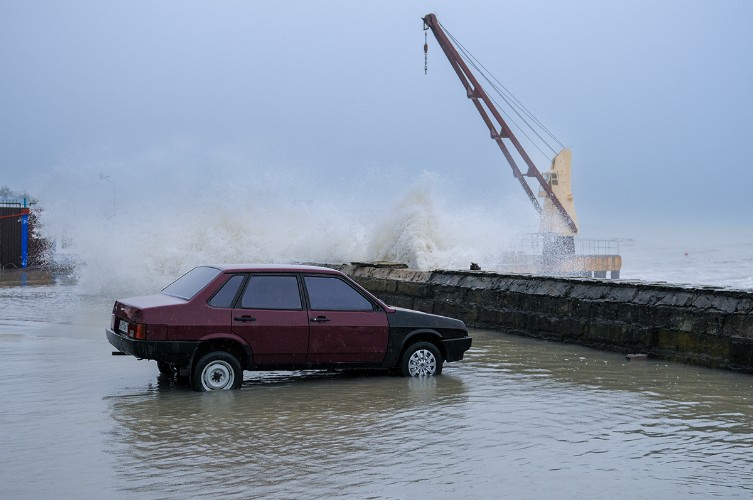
xmin=2 ymin=280 xmax=753 ymax=499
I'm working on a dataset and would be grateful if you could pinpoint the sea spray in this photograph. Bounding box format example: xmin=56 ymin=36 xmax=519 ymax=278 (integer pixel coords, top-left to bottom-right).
xmin=34 ymin=144 xmax=540 ymax=296
xmin=369 ymin=173 xmax=442 ymax=269
xmin=368 ymin=172 xmax=537 ymax=270
xmin=31 ymin=144 xmax=753 ymax=292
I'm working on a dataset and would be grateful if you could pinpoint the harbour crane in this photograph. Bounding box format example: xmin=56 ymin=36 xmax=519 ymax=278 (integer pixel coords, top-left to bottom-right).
xmin=423 ymin=13 xmax=578 ymax=256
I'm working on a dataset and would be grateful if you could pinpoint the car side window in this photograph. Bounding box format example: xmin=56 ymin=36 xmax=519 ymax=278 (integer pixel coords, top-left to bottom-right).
xmin=208 ymin=275 xmax=245 ymax=308
xmin=240 ymin=275 xmax=302 ymax=310
xmin=304 ymin=276 xmax=374 ymax=311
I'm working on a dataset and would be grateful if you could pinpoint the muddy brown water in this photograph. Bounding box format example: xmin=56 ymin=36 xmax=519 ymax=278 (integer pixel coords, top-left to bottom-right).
xmin=1 ymin=271 xmax=753 ymax=499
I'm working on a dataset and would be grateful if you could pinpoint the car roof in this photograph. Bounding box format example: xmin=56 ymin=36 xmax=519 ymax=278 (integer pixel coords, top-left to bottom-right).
xmin=206 ymin=264 xmax=342 ymax=274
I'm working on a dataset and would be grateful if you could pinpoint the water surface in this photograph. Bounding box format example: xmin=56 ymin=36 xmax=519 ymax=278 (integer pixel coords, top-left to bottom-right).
xmin=1 ymin=271 xmax=752 ymax=499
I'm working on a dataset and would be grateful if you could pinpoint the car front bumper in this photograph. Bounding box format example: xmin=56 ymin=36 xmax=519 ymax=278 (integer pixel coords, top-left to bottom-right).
xmin=442 ymin=336 xmax=472 ymax=362
xmin=106 ymin=328 xmax=199 ymax=365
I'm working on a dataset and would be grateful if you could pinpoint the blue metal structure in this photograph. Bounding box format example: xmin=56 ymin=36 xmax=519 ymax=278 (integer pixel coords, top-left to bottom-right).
xmin=21 ymin=198 xmax=28 ymax=268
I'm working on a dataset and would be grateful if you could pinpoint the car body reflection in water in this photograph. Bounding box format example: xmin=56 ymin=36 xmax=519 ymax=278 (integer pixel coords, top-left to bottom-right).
xmin=106 ymin=371 xmax=467 ymax=498
xmin=104 ymin=330 xmax=753 ymax=499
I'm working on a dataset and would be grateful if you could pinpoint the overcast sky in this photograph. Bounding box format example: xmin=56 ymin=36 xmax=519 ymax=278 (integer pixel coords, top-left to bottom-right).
xmin=2 ymin=0 xmax=752 ymax=231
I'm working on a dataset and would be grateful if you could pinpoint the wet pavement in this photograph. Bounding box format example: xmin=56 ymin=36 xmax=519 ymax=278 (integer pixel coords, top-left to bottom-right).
xmin=1 ymin=270 xmax=752 ymax=499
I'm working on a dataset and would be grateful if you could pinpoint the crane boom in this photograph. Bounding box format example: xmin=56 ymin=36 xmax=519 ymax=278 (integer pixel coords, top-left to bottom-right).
xmin=422 ymin=13 xmax=578 ymax=235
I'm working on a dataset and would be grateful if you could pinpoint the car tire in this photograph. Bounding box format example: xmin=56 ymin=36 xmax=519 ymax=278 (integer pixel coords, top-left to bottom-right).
xmin=192 ymin=351 xmax=243 ymax=391
xmin=157 ymin=361 xmax=174 ymax=376
xmin=400 ymin=341 xmax=443 ymax=377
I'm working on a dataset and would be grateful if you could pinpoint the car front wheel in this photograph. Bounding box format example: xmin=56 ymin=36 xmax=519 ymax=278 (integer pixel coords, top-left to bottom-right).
xmin=400 ymin=341 xmax=443 ymax=377
xmin=192 ymin=351 xmax=243 ymax=391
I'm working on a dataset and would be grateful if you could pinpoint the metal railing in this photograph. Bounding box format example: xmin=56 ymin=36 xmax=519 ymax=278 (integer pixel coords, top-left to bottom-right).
xmin=575 ymin=238 xmax=620 ymax=256
xmin=519 ymin=234 xmax=620 ymax=256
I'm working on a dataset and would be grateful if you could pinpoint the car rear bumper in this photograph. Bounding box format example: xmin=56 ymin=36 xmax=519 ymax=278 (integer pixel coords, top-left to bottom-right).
xmin=442 ymin=336 xmax=472 ymax=362
xmin=106 ymin=328 xmax=199 ymax=365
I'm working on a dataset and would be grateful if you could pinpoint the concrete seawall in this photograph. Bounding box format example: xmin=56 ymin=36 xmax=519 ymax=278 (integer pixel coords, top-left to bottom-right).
xmin=335 ymin=263 xmax=753 ymax=373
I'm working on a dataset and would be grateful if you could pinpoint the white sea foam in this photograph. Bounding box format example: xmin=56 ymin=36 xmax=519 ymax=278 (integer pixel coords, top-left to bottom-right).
xmin=36 ymin=144 xmax=538 ymax=296
xmin=35 ymin=144 xmax=753 ymax=295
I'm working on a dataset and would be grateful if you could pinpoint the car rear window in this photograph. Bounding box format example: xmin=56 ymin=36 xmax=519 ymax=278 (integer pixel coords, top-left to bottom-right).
xmin=208 ymin=274 xmax=245 ymax=308
xmin=162 ymin=266 xmax=222 ymax=300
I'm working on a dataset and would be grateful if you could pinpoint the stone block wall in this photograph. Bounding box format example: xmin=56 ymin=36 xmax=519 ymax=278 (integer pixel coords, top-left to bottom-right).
xmin=335 ymin=263 xmax=753 ymax=373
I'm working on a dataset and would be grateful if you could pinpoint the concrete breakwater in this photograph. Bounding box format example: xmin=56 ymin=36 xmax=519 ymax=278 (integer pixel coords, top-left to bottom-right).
xmin=334 ymin=263 xmax=753 ymax=373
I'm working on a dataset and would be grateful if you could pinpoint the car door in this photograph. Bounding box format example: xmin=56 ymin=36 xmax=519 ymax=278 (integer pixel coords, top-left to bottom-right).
xmin=231 ymin=273 xmax=309 ymax=366
xmin=303 ymin=274 xmax=389 ymax=364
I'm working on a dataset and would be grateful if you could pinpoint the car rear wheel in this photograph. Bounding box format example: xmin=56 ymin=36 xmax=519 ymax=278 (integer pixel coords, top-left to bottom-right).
xmin=400 ymin=341 xmax=443 ymax=377
xmin=157 ymin=361 xmax=174 ymax=376
xmin=192 ymin=351 xmax=243 ymax=391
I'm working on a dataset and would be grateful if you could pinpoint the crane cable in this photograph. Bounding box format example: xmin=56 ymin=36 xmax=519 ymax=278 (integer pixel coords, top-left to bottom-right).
xmin=447 ymin=25 xmax=563 ymax=156
xmin=439 ymin=21 xmax=565 ymax=160
xmin=445 ymin=26 xmax=559 ymax=157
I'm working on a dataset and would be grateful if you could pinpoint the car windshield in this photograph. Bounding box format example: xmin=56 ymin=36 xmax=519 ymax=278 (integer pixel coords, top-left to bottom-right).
xmin=161 ymin=266 xmax=222 ymax=300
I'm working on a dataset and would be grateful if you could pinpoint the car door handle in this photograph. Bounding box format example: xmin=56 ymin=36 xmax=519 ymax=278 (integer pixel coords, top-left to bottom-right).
xmin=234 ymin=316 xmax=256 ymax=322
xmin=310 ymin=316 xmax=330 ymax=323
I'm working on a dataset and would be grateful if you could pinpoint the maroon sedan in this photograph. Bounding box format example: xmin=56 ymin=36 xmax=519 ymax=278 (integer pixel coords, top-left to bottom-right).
xmin=107 ymin=265 xmax=472 ymax=391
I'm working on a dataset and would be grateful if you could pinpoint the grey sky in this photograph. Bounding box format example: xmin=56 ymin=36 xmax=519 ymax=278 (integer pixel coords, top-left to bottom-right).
xmin=2 ymin=0 xmax=752 ymax=230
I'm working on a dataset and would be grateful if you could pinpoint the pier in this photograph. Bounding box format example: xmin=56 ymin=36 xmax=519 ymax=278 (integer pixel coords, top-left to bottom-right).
xmin=335 ymin=263 xmax=753 ymax=373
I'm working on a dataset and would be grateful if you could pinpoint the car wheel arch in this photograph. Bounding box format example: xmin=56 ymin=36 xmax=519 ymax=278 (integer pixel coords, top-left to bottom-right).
xmin=189 ymin=336 xmax=253 ymax=371
xmin=399 ymin=329 xmax=446 ymax=360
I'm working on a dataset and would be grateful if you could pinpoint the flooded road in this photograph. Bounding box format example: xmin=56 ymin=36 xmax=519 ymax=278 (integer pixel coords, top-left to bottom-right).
xmin=1 ymin=271 xmax=753 ymax=499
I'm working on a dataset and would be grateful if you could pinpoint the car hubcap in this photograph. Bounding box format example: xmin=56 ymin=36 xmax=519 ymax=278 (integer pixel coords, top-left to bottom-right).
xmin=201 ymin=360 xmax=234 ymax=390
xmin=408 ymin=349 xmax=437 ymax=376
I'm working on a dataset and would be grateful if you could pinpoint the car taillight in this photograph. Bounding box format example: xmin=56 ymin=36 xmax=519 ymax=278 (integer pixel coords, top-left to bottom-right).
xmin=116 ymin=317 xmax=147 ymax=340
xmin=129 ymin=323 xmax=147 ymax=340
